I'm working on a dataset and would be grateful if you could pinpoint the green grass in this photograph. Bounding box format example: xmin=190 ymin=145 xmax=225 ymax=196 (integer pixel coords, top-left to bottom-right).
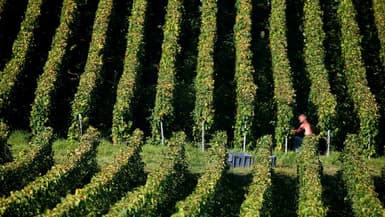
xmin=366 ymin=156 xmax=385 ymax=177
xmin=141 ymin=143 xmax=169 ymax=172
xmin=7 ymin=130 xmax=31 ymax=161
xmin=52 ymin=138 xmax=78 ymax=164
xmin=53 ymin=138 xmax=125 ymax=168
xmin=185 ymin=144 xmax=211 ymax=174
xmin=96 ymin=139 xmax=125 ymax=169
xmin=141 ymin=143 xmax=211 ymax=174
xmin=320 ymin=152 xmax=342 ymax=175
xmin=272 ymin=150 xmax=384 ymax=177
xmin=4 ymin=132 xmax=383 ymax=177
xmin=270 ymin=151 xmax=342 ymax=175
xmin=274 ymin=151 xmax=298 ymax=166
xmin=5 ymin=129 xmax=384 ymax=180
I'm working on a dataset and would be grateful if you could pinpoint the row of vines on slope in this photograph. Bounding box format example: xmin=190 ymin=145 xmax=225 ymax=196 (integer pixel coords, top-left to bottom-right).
xmin=303 ymin=0 xmax=337 ymax=135
xmin=150 ymin=0 xmax=183 ymax=141
xmin=338 ymin=0 xmax=380 ymax=155
xmin=297 ymin=136 xmax=327 ymax=216
xmin=0 ymin=128 xmax=99 ymax=217
xmin=239 ymin=135 xmax=272 ymax=216
xmin=0 ymin=127 xmax=53 ymax=196
xmin=112 ymin=0 xmax=148 ymax=144
xmin=192 ymin=0 xmax=217 ymax=142
xmin=105 ymin=132 xmax=188 ymax=217
xmin=233 ymin=0 xmax=257 ymax=148
xmin=372 ymin=0 xmax=385 ymax=69
xmin=0 ymin=120 xmax=11 ymax=164
xmin=342 ymin=135 xmax=385 ymax=217
xmin=67 ymin=0 xmax=114 ymax=140
xmin=269 ymin=0 xmax=295 ymax=150
xmin=172 ymin=132 xmax=227 ymax=216
xmin=30 ymin=0 xmax=85 ymax=135
xmin=0 ymin=0 xmax=46 ymax=112
xmin=42 ymin=130 xmax=145 ymax=217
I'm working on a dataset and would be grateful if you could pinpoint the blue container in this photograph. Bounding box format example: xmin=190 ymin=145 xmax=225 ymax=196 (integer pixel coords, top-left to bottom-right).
xmin=227 ymin=152 xmax=254 ymax=168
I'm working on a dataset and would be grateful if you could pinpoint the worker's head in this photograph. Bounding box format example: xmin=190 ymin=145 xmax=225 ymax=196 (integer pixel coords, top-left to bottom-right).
xmin=298 ymin=114 xmax=307 ymax=123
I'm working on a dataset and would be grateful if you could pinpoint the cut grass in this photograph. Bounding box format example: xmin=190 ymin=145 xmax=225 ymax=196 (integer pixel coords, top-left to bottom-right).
xmin=141 ymin=143 xmax=211 ymax=174
xmin=8 ymin=129 xmax=383 ymax=174
xmin=366 ymin=156 xmax=385 ymax=177
xmin=185 ymin=144 xmax=211 ymax=174
xmin=5 ymin=129 xmax=385 ymax=179
xmin=52 ymin=138 xmax=78 ymax=164
xmin=96 ymin=139 xmax=125 ymax=169
xmin=53 ymin=138 xmax=126 ymax=169
xmin=141 ymin=143 xmax=169 ymax=172
xmin=7 ymin=130 xmax=31 ymax=161
xmin=273 ymin=150 xmax=384 ymax=177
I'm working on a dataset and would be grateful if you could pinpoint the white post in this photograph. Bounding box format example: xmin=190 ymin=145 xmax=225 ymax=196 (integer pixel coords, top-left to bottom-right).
xmin=78 ymin=114 xmax=83 ymax=137
xmin=243 ymin=121 xmax=247 ymax=152
xmin=243 ymin=133 xmax=246 ymax=153
xmin=367 ymin=137 xmax=371 ymax=159
xmin=326 ymin=130 xmax=331 ymax=156
xmin=201 ymin=121 xmax=205 ymax=151
xmin=284 ymin=135 xmax=288 ymax=153
xmin=160 ymin=121 xmax=165 ymax=146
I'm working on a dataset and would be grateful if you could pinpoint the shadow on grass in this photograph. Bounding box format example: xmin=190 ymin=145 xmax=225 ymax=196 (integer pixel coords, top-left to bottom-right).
xmin=271 ymin=170 xmax=298 ymax=217
xmin=322 ymin=172 xmax=353 ymax=217
xmin=374 ymin=174 xmax=385 ymax=207
xmin=212 ymin=171 xmax=253 ymax=217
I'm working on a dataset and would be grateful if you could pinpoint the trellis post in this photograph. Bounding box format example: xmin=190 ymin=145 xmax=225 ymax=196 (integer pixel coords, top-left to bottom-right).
xmin=160 ymin=121 xmax=165 ymax=146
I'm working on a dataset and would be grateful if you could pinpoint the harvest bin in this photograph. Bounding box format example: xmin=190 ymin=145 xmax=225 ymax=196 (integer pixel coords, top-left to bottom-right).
xmin=227 ymin=152 xmax=254 ymax=168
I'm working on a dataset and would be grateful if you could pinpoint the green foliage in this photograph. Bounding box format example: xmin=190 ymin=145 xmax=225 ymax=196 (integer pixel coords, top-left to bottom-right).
xmin=105 ymin=132 xmax=188 ymax=217
xmin=0 ymin=0 xmax=7 ymax=15
xmin=274 ymin=151 xmax=298 ymax=166
xmin=43 ymin=130 xmax=145 ymax=217
xmin=303 ymin=0 xmax=337 ymax=135
xmin=297 ymin=136 xmax=327 ymax=217
xmin=171 ymin=132 xmax=227 ymax=217
xmin=0 ymin=121 xmax=10 ymax=142
xmin=342 ymin=134 xmax=385 ymax=217
xmin=240 ymin=135 xmax=272 ymax=217
xmin=0 ymin=128 xmax=100 ymax=217
xmin=0 ymin=0 xmax=45 ymax=111
xmin=233 ymin=0 xmax=257 ymax=148
xmin=0 ymin=120 xmax=11 ymax=164
xmin=67 ymin=0 xmax=114 ymax=140
xmin=151 ymin=0 xmax=183 ymax=140
xmin=192 ymin=0 xmax=217 ymax=141
xmin=112 ymin=0 xmax=148 ymax=144
xmin=30 ymin=0 xmax=84 ymax=135
xmin=372 ymin=0 xmax=385 ymax=68
xmin=269 ymin=0 xmax=295 ymax=150
xmin=0 ymin=127 xmax=53 ymax=196
xmin=337 ymin=0 xmax=379 ymax=155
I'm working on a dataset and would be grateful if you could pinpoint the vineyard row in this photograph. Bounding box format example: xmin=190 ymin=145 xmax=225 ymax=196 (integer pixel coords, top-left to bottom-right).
xmin=0 ymin=0 xmax=384 ymax=153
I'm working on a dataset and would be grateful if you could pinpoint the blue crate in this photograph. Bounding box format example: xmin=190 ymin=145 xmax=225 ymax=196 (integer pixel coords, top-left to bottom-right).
xmin=227 ymin=152 xmax=254 ymax=168
xmin=227 ymin=153 xmax=276 ymax=168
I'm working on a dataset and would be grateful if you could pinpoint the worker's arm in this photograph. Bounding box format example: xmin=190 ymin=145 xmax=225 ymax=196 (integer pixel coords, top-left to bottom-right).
xmin=292 ymin=124 xmax=304 ymax=134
